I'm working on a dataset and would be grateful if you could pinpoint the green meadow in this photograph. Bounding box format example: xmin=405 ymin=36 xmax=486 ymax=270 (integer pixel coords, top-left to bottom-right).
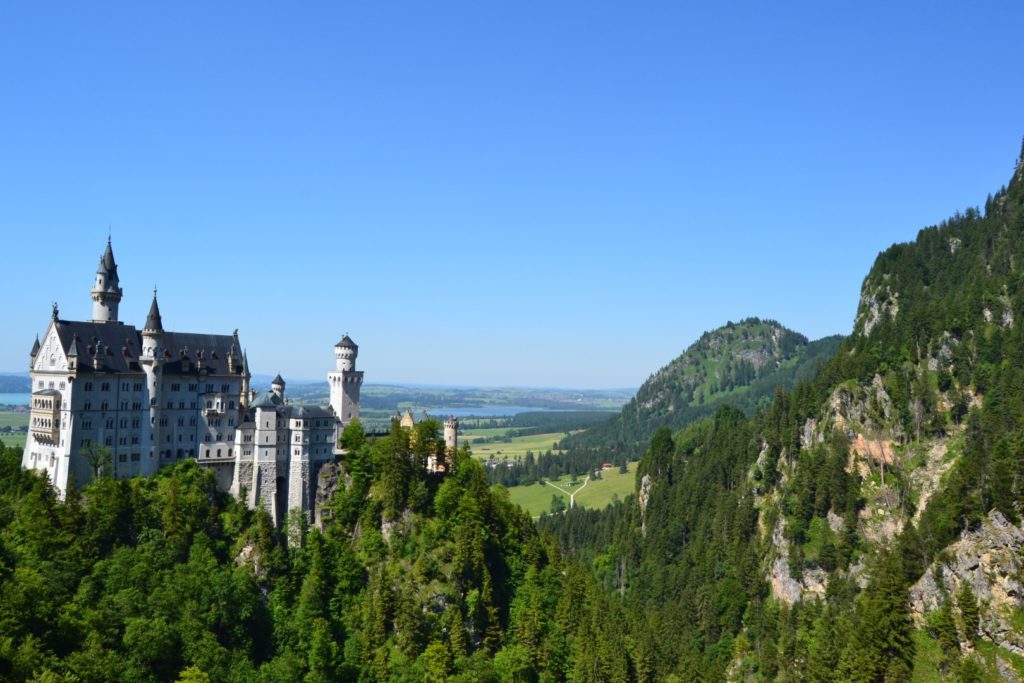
xmin=503 ymin=461 xmax=638 ymax=518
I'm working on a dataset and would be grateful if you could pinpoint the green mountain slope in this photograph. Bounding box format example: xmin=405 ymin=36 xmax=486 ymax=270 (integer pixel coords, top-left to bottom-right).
xmin=568 ymin=318 xmax=842 ymax=449
xmin=543 ymin=143 xmax=1024 ymax=680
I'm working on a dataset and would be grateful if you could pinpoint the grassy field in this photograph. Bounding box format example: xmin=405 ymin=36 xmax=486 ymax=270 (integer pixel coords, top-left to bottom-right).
xmin=504 ymin=461 xmax=638 ymax=518
xmin=463 ymin=428 xmax=571 ymax=461
xmin=0 ymin=408 xmax=28 ymax=448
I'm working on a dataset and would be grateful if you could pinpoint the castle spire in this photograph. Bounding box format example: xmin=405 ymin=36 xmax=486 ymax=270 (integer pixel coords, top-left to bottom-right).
xmin=144 ymin=288 xmax=163 ymax=333
xmin=91 ymin=236 xmax=123 ymax=323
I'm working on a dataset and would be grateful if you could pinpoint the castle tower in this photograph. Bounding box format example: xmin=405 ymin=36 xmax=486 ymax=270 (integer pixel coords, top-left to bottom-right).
xmin=241 ymin=350 xmax=251 ymax=408
xmin=90 ymin=237 xmax=123 ymax=323
xmin=271 ymin=374 xmax=286 ymax=400
xmin=444 ymin=416 xmax=458 ymax=452
xmin=139 ymin=291 xmax=164 ymax=475
xmin=328 ymin=335 xmax=363 ymax=426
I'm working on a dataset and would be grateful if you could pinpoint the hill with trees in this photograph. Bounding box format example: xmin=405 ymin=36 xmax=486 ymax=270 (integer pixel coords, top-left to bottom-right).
xmin=565 ymin=318 xmax=842 ymax=450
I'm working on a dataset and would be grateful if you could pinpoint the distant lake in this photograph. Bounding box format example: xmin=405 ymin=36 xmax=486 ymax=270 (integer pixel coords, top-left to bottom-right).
xmin=0 ymin=393 xmax=29 ymax=406
xmin=419 ymin=405 xmax=601 ymax=418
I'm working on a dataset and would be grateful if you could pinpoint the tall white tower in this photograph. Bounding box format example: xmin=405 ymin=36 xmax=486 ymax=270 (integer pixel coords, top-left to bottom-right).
xmin=329 ymin=335 xmax=363 ymax=426
xmin=139 ymin=291 xmax=164 ymax=475
xmin=444 ymin=416 xmax=458 ymax=452
xmin=90 ymin=237 xmax=123 ymax=323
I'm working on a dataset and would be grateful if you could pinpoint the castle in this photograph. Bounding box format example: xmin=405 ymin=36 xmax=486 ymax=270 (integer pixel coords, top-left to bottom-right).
xmin=22 ymin=238 xmax=369 ymax=525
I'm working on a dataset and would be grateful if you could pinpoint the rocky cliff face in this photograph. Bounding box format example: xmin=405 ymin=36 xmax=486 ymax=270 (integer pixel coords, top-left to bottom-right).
xmin=910 ymin=510 xmax=1024 ymax=654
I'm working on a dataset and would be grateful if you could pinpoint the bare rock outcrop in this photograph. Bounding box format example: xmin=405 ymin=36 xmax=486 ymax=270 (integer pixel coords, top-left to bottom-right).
xmin=638 ymin=473 xmax=652 ymax=536
xmin=768 ymin=518 xmax=828 ymax=604
xmin=314 ymin=461 xmax=345 ymax=529
xmin=909 ymin=510 xmax=1024 ymax=655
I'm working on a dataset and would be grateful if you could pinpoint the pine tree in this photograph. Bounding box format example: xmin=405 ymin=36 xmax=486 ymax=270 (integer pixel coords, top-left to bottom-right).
xmin=957 ymin=581 xmax=980 ymax=645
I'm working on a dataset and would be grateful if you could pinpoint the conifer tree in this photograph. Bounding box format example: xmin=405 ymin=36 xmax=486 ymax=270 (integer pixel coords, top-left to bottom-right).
xmin=957 ymin=581 xmax=980 ymax=645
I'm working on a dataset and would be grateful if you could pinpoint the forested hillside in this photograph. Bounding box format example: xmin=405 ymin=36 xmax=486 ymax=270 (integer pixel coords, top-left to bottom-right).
xmin=0 ymin=422 xmax=641 ymax=681
xmin=566 ymin=319 xmax=842 ymax=451
xmin=542 ymin=144 xmax=1024 ymax=680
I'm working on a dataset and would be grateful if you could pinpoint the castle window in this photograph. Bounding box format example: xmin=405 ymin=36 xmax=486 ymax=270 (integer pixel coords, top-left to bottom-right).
xmin=105 ymin=436 xmax=112 ymax=446
xmin=228 ymin=401 xmax=234 ymax=409
xmin=188 ymin=384 xmax=197 ymax=392
xmin=119 ymin=419 xmax=127 ymax=428
xmin=101 ymin=382 xmax=110 ymax=392
xmin=167 ymin=401 xmax=173 ymax=409
xmin=84 ymin=402 xmax=92 ymax=411
xmin=171 ymin=383 xmax=180 ymax=392
xmin=60 ymin=382 xmax=65 ymax=390
xmin=221 ymin=384 xmax=229 ymax=393
xmin=133 ymin=383 xmax=142 ymax=392
xmin=83 ymin=420 xmax=91 ymax=429
xmin=84 ymin=382 xmax=93 ymax=391
xmin=106 ymin=419 xmax=114 ymax=429
xmin=119 ymin=437 xmax=127 ymax=445
xmin=206 ymin=401 xmax=212 ymax=409
xmin=119 ymin=453 xmax=127 ymax=463
xmin=217 ymin=449 xmax=221 ymax=458
xmin=120 ymin=401 xmax=128 ymax=410
xmin=132 ymin=418 xmax=139 ymax=428
xmin=131 ymin=437 xmax=139 ymax=445
xmin=205 ymin=384 xmax=214 ymax=393
xmin=190 ymin=401 xmax=196 ymax=409
xmin=178 ymin=402 xmax=184 ymax=409
xmin=131 ymin=453 xmax=140 ymax=462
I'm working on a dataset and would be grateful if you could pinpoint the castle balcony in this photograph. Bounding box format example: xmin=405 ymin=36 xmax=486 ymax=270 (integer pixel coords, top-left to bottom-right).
xmin=202 ymin=407 xmax=224 ymax=417
xmin=30 ymin=390 xmax=61 ymax=444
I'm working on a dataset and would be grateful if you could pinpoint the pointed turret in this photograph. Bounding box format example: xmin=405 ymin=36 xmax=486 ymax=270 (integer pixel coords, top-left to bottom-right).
xmin=271 ymin=373 xmax=285 ymax=400
xmin=91 ymin=236 xmax=124 ymax=323
xmin=100 ymin=237 xmax=118 ymax=277
xmin=29 ymin=335 xmax=40 ymax=370
xmin=144 ymin=291 xmax=163 ymax=333
xmin=141 ymin=290 xmax=164 ymax=361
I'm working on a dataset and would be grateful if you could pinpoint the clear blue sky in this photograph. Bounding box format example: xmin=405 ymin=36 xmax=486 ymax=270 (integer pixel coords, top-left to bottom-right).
xmin=2 ymin=2 xmax=1023 ymax=388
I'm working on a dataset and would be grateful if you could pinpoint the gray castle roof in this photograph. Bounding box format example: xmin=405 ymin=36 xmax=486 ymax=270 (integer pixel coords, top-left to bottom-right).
xmin=249 ymin=390 xmax=283 ymax=408
xmin=30 ymin=336 xmax=40 ymax=357
xmin=290 ymin=405 xmax=333 ymax=418
xmin=52 ymin=319 xmax=241 ymax=375
xmin=335 ymin=335 xmax=357 ymax=349
xmin=272 ymin=373 xmax=285 ymax=386
xmin=144 ymin=294 xmax=163 ymax=332
xmin=97 ymin=238 xmax=120 ymax=284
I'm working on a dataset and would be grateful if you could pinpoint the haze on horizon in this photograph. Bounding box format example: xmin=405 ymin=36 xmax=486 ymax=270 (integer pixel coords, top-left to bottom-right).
xmin=2 ymin=2 xmax=1024 ymax=389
